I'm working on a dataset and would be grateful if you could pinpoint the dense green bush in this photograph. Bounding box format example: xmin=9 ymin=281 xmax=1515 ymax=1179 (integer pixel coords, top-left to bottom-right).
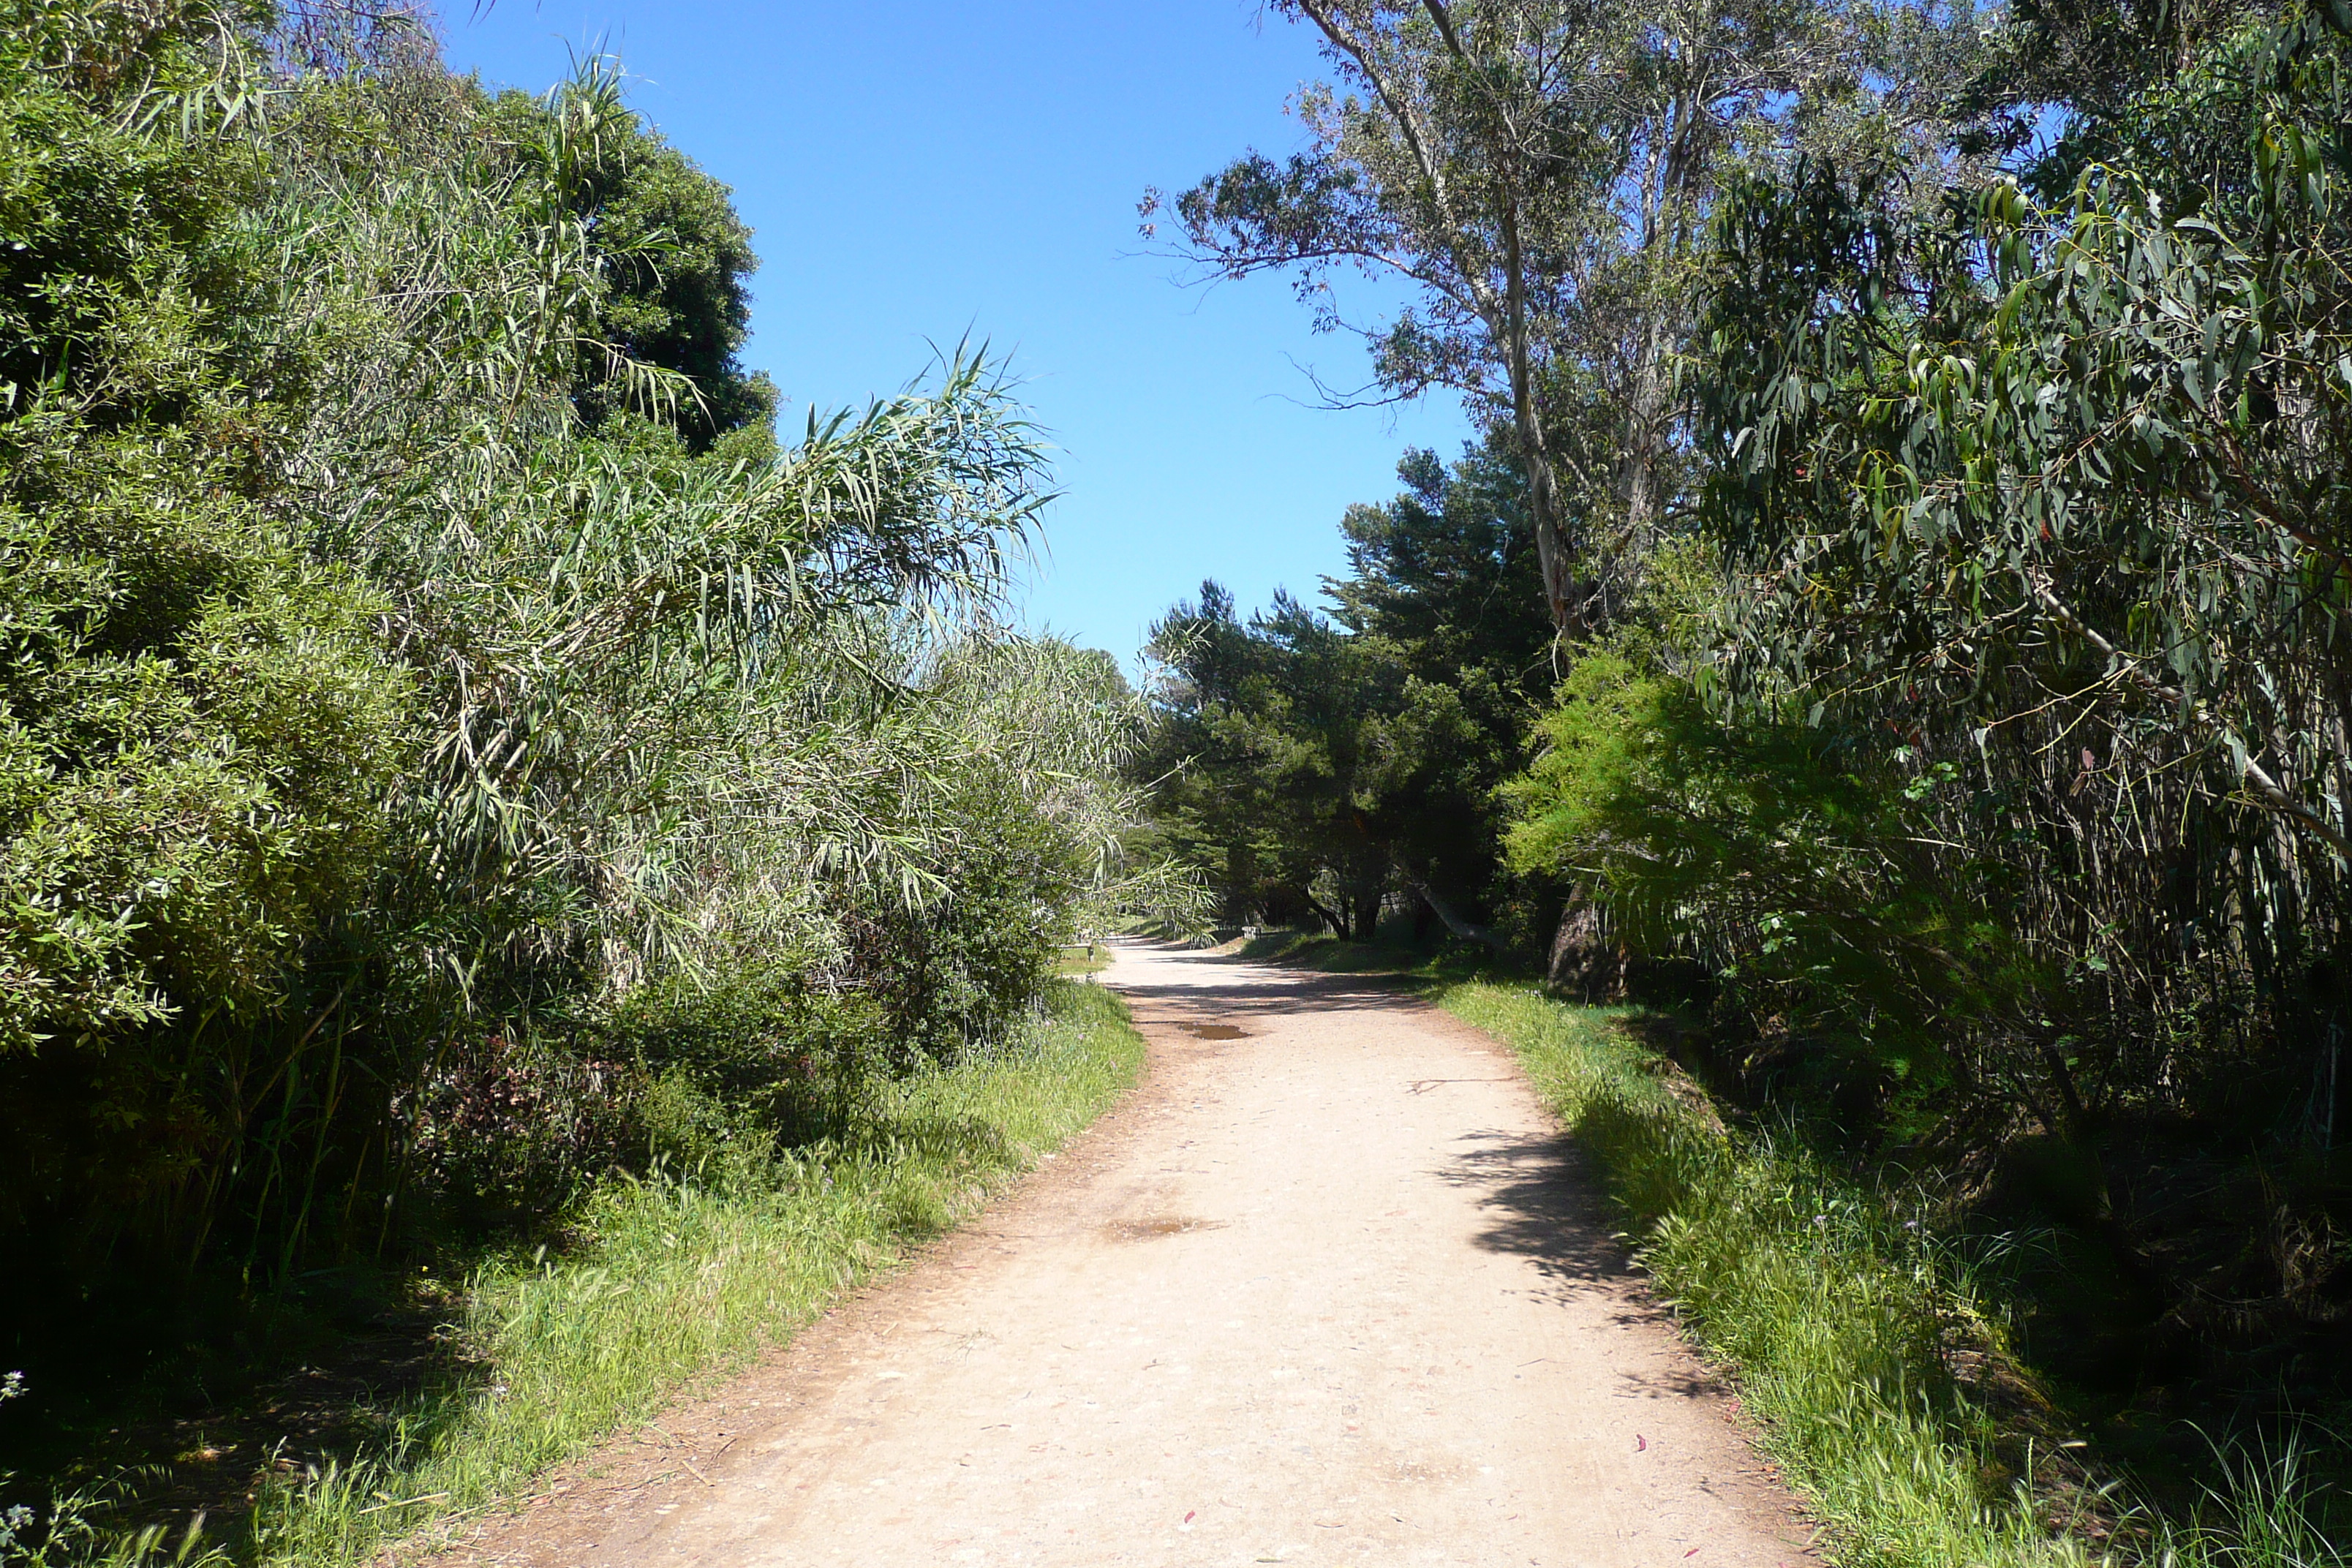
xmin=844 ymin=783 xmax=1078 ymax=1063
xmin=1503 ymin=652 xmax=2049 ymax=1145
xmin=0 ymin=2 xmax=1178 ymax=1376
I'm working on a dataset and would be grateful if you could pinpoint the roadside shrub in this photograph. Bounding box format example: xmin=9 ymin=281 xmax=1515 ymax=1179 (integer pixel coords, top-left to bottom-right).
xmin=0 ymin=464 xmax=413 ymax=1287
xmin=843 ymin=784 xmax=1080 ymax=1064
xmin=1504 ymin=650 xmax=2083 ymax=1150
xmin=399 ymin=1031 xmax=642 ymax=1234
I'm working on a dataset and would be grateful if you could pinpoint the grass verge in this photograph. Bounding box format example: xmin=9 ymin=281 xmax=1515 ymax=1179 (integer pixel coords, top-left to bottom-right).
xmin=1245 ymin=934 xmax=2348 ymax=1567
xmin=1439 ymin=982 xmax=2084 ymax=1568
xmin=6 ymin=980 xmax=1142 ymax=1568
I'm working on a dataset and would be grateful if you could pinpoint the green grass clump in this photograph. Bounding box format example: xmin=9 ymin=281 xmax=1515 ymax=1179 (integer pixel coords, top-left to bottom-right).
xmin=1243 ymin=940 xmax=2348 ymax=1567
xmin=1438 ymin=982 xmax=2081 ymax=1568
xmin=2152 ymin=1435 xmax=2351 ymax=1568
xmin=7 ymin=981 xmax=1142 ymax=1568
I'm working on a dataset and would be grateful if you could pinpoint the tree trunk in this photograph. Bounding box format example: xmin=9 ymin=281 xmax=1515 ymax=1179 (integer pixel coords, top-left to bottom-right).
xmin=1547 ymin=889 xmax=1625 ymax=1000
xmin=1303 ymin=889 xmax=1348 ymax=939
xmin=1391 ymin=859 xmax=1505 ymax=951
xmin=1500 ymin=200 xmax=1579 ymax=638
xmin=1613 ymin=317 xmax=1671 ymax=581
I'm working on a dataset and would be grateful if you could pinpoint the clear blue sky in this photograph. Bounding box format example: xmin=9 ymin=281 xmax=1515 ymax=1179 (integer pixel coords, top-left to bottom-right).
xmin=440 ymin=1 xmax=1473 ymax=661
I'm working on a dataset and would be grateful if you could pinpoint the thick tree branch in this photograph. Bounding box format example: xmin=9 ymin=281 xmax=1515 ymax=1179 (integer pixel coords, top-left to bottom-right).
xmin=1289 ymin=0 xmax=1506 ymax=327
xmin=1420 ymin=0 xmax=1466 ymax=57
xmin=1389 ymin=853 xmax=1505 ymax=949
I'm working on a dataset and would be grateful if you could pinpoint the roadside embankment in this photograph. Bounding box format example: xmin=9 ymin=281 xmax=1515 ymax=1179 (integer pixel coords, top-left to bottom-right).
xmin=1243 ymin=934 xmax=2344 ymax=1568
xmin=7 ymin=981 xmax=1144 ymax=1568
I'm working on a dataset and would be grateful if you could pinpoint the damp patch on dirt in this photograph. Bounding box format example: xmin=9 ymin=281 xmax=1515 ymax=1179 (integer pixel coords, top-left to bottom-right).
xmin=1176 ymin=1022 xmax=1248 ymax=1040
xmin=1107 ymin=1215 xmax=1226 ymax=1241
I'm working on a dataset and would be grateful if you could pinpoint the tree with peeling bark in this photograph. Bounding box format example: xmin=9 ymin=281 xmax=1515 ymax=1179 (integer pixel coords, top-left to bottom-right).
xmin=1150 ymin=0 xmax=1970 ymax=636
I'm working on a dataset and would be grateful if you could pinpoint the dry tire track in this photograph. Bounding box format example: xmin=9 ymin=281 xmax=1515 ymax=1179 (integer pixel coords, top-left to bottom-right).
xmin=453 ymin=941 xmax=1810 ymax=1567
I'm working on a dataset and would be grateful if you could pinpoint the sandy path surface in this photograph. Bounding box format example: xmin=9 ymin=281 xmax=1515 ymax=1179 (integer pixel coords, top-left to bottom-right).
xmin=454 ymin=943 xmax=1809 ymax=1567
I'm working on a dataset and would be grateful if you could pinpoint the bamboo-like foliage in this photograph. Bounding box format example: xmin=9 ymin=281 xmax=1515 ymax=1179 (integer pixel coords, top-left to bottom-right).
xmin=0 ymin=6 xmax=1174 ymax=1305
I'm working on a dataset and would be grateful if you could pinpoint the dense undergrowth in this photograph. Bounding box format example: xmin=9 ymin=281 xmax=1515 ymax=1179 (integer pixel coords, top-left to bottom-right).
xmin=0 ymin=2 xmax=1195 ymax=1548
xmin=1244 ymin=932 xmax=2351 ymax=1568
xmin=1 ymin=980 xmax=1142 ymax=1568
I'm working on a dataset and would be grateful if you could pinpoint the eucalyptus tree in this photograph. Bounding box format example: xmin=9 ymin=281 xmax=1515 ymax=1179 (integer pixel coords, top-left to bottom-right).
xmin=1507 ymin=0 xmax=2352 ymax=1145
xmin=1152 ymin=0 xmax=1976 ymax=634
xmin=1722 ymin=11 xmax=2352 ymax=865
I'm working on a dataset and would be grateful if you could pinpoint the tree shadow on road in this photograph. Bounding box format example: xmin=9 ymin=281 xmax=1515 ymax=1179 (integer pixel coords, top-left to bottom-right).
xmin=1433 ymin=1126 xmax=1722 ymax=1401
xmin=1107 ymin=945 xmax=1443 ymax=1022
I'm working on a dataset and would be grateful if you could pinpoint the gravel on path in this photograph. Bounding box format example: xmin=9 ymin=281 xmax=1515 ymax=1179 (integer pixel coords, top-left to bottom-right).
xmin=451 ymin=941 xmax=1811 ymax=1567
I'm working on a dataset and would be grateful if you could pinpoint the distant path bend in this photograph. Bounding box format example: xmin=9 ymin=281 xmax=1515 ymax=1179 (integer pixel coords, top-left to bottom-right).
xmin=459 ymin=942 xmax=1809 ymax=1567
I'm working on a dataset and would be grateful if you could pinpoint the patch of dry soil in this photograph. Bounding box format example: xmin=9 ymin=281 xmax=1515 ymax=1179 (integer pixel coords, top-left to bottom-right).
xmin=446 ymin=942 xmax=1811 ymax=1567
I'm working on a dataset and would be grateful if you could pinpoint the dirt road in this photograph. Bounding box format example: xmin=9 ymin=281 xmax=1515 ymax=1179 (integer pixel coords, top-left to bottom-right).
xmin=457 ymin=943 xmax=1808 ymax=1567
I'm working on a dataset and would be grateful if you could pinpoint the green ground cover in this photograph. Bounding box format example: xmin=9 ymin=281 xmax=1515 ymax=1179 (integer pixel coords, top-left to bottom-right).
xmin=4 ymin=982 xmax=1143 ymax=1568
